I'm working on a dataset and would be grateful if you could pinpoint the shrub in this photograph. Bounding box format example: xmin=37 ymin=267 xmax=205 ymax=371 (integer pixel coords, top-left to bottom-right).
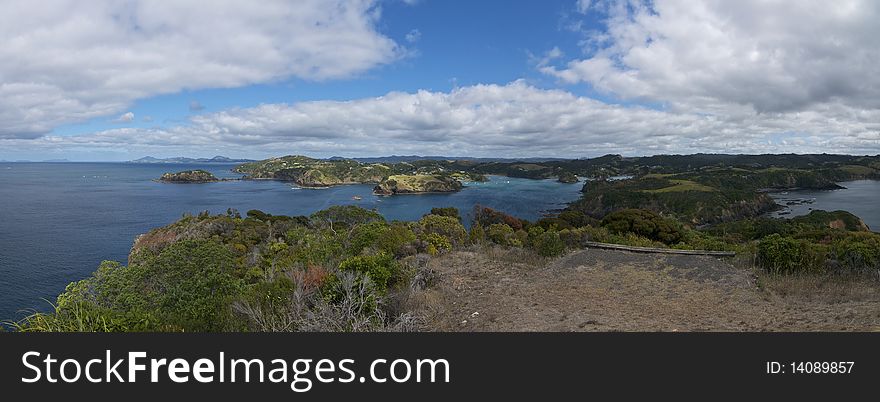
xmin=832 ymin=233 xmax=880 ymax=273
xmin=530 ymin=228 xmax=565 ymax=257
xmin=429 ymin=207 xmax=461 ymax=221
xmin=337 ymin=252 xmax=399 ymax=294
xmin=52 ymin=240 xmax=244 ymax=331
xmin=469 ymin=224 xmax=487 ymax=244
xmin=757 ymin=234 xmax=827 ymax=275
xmin=473 ymin=206 xmax=525 ymax=231
xmin=419 ymin=214 xmax=467 ymax=245
xmin=487 ymin=223 xmax=515 ymax=245
xmin=423 ymin=233 xmax=452 ymax=255
xmin=600 ymin=209 xmax=684 ymax=244
xmin=558 ymin=210 xmax=596 ymax=227
xmin=535 ymin=217 xmax=573 ymax=231
xmin=311 ymin=205 xmax=384 ymax=229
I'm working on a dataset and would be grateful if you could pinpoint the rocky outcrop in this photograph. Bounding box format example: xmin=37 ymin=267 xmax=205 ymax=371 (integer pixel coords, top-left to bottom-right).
xmin=158 ymin=170 xmax=220 ymax=183
xmin=557 ymin=172 xmax=579 ymax=183
xmin=373 ymin=175 xmax=463 ymax=195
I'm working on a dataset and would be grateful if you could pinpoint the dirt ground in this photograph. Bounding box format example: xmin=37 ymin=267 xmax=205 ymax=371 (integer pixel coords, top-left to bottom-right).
xmin=416 ymin=247 xmax=880 ymax=331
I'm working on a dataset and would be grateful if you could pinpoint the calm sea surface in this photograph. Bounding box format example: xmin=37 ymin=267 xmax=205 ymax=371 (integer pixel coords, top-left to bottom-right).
xmin=0 ymin=162 xmax=583 ymax=320
xmin=765 ymin=180 xmax=880 ymax=231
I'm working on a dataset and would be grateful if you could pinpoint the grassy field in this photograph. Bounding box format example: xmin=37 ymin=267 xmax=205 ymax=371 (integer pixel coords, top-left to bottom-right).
xmin=642 ymin=179 xmax=717 ymax=193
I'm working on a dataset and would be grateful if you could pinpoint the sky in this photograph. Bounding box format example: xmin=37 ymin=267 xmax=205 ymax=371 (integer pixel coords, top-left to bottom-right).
xmin=1 ymin=0 xmax=879 ymax=161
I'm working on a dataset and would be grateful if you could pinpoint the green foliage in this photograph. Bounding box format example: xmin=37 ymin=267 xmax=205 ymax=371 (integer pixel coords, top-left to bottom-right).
xmin=469 ymin=224 xmax=487 ymax=244
xmin=286 ymin=227 xmax=345 ymax=266
xmin=557 ymin=210 xmax=596 ymax=227
xmin=757 ymin=234 xmax=827 ymax=275
xmin=601 ymin=209 xmax=684 ymax=245
xmin=337 ymin=252 xmax=399 ymax=294
xmin=831 ymin=232 xmax=880 ymax=273
xmin=47 ymin=240 xmax=244 ymax=332
xmin=418 ymin=214 xmax=467 ymax=245
xmin=486 ymin=223 xmax=515 ymax=245
xmin=528 ymin=227 xmax=565 ymax=257
xmin=429 ymin=207 xmax=461 ymax=221
xmin=311 ymin=205 xmax=384 ymax=229
xmin=423 ymin=233 xmax=452 ymax=255
xmin=473 ymin=206 xmax=526 ymax=231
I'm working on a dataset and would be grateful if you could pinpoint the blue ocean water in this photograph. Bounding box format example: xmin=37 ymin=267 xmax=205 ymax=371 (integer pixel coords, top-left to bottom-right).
xmin=0 ymin=162 xmax=583 ymax=321
xmin=765 ymin=180 xmax=880 ymax=231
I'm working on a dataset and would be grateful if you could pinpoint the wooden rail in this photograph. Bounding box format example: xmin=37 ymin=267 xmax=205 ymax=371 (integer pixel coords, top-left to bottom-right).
xmin=582 ymin=241 xmax=736 ymax=257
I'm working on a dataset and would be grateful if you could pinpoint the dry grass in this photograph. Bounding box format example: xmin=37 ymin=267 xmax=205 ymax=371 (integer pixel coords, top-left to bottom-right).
xmin=757 ymin=272 xmax=880 ymax=304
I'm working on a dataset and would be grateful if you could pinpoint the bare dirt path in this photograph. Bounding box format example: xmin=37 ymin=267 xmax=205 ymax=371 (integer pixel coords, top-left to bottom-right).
xmin=418 ymin=248 xmax=880 ymax=331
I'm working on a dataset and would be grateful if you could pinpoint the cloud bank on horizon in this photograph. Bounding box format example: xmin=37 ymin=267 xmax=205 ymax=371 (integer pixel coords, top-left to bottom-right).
xmin=1 ymin=0 xmax=878 ymax=160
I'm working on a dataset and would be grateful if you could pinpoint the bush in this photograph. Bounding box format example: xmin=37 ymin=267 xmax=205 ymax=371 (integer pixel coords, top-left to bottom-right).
xmin=558 ymin=210 xmax=596 ymax=227
xmin=535 ymin=217 xmax=573 ymax=231
xmin=469 ymin=224 xmax=487 ymax=244
xmin=757 ymin=234 xmax=827 ymax=275
xmin=419 ymin=214 xmax=467 ymax=245
xmin=337 ymin=252 xmax=399 ymax=294
xmin=53 ymin=239 xmax=244 ymax=331
xmin=473 ymin=206 xmax=525 ymax=231
xmin=832 ymin=233 xmax=880 ymax=273
xmin=600 ymin=209 xmax=684 ymax=245
xmin=311 ymin=205 xmax=384 ymax=229
xmin=528 ymin=227 xmax=565 ymax=257
xmin=487 ymin=223 xmax=515 ymax=245
xmin=423 ymin=233 xmax=452 ymax=255
xmin=429 ymin=207 xmax=461 ymax=221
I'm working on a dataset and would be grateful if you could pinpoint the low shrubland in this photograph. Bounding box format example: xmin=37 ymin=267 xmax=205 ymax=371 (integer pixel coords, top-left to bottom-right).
xmin=11 ymin=203 xmax=879 ymax=332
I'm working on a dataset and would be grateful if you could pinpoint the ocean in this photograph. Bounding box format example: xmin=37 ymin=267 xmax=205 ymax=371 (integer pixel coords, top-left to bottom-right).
xmin=765 ymin=180 xmax=880 ymax=231
xmin=0 ymin=162 xmax=583 ymax=321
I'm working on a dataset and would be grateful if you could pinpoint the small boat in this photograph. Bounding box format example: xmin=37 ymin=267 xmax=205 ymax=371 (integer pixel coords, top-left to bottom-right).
xmin=352 ymin=195 xmax=362 ymax=201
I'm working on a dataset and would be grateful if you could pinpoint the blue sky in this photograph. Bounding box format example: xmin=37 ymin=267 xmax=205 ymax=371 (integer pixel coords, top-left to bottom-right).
xmin=1 ymin=0 xmax=878 ymax=160
xmin=53 ymin=0 xmax=600 ymax=138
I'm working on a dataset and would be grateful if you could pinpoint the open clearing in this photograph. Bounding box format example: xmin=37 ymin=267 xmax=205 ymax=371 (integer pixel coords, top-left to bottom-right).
xmin=417 ymin=248 xmax=880 ymax=331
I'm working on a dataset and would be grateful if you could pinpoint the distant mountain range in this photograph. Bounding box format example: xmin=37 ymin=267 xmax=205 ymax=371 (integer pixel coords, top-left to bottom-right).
xmin=327 ymin=155 xmax=570 ymax=163
xmin=128 ymin=156 xmax=257 ymax=164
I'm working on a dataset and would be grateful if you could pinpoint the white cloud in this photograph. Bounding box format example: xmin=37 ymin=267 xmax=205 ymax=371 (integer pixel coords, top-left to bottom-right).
xmin=0 ymin=0 xmax=401 ymax=139
xmin=112 ymin=112 xmax=135 ymax=123
xmin=575 ymin=0 xmax=592 ymax=14
xmin=8 ymin=81 xmax=880 ymax=159
xmin=405 ymin=29 xmax=422 ymax=43
xmin=544 ymin=0 xmax=880 ymax=114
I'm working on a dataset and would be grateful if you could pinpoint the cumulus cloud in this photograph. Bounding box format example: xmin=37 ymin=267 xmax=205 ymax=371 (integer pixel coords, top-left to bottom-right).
xmin=542 ymin=0 xmax=880 ymax=114
xmin=0 ymin=0 xmax=400 ymax=139
xmin=8 ymin=81 xmax=880 ymax=159
xmin=112 ymin=112 xmax=135 ymax=123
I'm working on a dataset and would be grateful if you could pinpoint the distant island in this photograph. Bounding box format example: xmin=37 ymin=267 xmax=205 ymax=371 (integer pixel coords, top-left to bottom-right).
xmin=233 ymin=155 xmax=487 ymax=191
xmin=130 ymin=155 xmax=256 ymax=164
xmin=157 ymin=169 xmax=222 ymax=183
xmin=230 ymin=153 xmax=880 ymax=220
xmin=373 ymin=174 xmax=463 ymax=195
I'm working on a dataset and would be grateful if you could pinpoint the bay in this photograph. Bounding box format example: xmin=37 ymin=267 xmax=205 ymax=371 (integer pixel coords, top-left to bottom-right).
xmin=0 ymin=162 xmax=583 ymax=321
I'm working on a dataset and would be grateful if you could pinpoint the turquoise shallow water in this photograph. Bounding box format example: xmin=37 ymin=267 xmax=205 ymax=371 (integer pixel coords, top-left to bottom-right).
xmin=0 ymin=162 xmax=583 ymax=320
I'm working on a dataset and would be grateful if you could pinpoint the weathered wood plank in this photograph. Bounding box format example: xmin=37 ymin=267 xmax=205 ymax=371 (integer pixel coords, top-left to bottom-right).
xmin=582 ymin=241 xmax=736 ymax=257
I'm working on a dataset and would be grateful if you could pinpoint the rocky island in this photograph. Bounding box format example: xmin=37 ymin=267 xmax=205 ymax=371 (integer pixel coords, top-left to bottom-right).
xmin=373 ymin=174 xmax=463 ymax=195
xmin=557 ymin=171 xmax=579 ymax=183
xmin=232 ymin=155 xmax=485 ymax=191
xmin=158 ymin=169 xmax=221 ymax=183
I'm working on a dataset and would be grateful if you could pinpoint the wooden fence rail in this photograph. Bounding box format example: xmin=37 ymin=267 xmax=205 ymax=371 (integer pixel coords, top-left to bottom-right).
xmin=582 ymin=241 xmax=736 ymax=257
